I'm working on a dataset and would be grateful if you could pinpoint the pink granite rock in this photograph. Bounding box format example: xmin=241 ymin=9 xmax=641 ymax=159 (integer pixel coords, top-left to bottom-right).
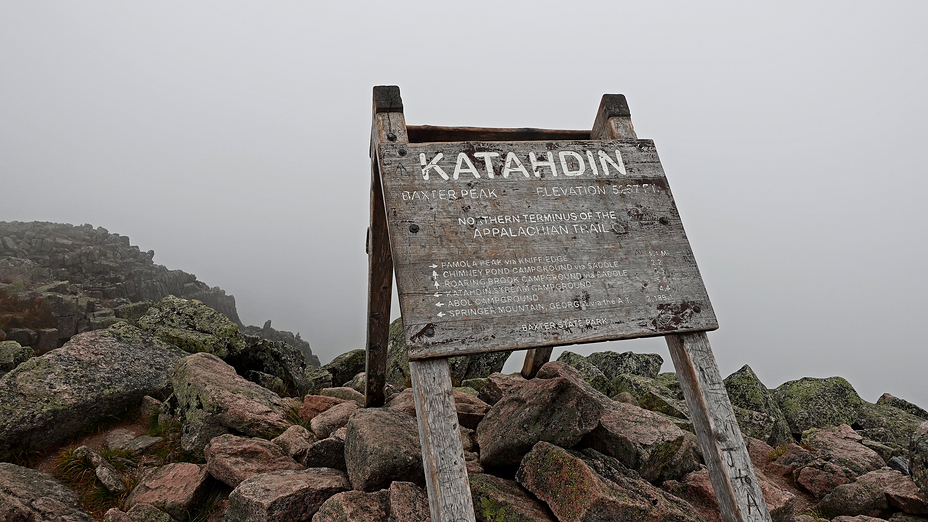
xmin=204 ymin=434 xmax=303 ymax=488
xmin=226 ymin=468 xmax=350 ymax=522
xmin=857 ymin=467 xmax=928 ymax=514
xmin=299 ymin=395 xmax=348 ymax=424
xmin=311 ymin=489 xmax=390 ymax=521
xmin=388 ymin=481 xmax=430 ymax=522
xmin=310 ymin=401 xmax=359 ymax=439
xmin=126 ymin=463 xmax=209 ymax=520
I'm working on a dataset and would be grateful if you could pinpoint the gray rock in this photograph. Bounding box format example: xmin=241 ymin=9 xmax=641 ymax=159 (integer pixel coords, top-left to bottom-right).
xmin=469 ymin=472 xmax=557 ymax=521
xmin=318 ymin=386 xmax=365 ymax=404
xmin=231 ymin=335 xmax=308 ymax=396
xmin=724 ymin=364 xmax=792 ymax=447
xmin=582 ymin=399 xmax=699 ymax=483
xmin=310 ymin=401 xmax=359 ymax=439
xmin=477 ymin=372 xmax=526 ymax=406
xmin=856 ymin=401 xmax=925 ymax=457
xmin=138 ymin=295 xmax=245 ymax=358
xmin=227 ymin=468 xmax=350 ymax=522
xmin=0 ymin=323 xmax=184 ymax=455
xmin=0 ymin=339 xmax=33 ymax=376
xmin=891 ymin=456 xmax=911 ymax=475
xmin=774 ymin=376 xmax=864 ymax=435
xmin=879 ymin=393 xmax=928 ymax=421
xmin=344 ymin=408 xmax=424 ymax=491
xmin=168 ymin=352 xmax=294 ymax=456
xmin=912 ymin=422 xmax=928 ymax=495
xmin=477 ymin=361 xmax=607 ymax=468
xmin=324 ymin=349 xmax=366 ymax=387
xmin=587 ymin=350 xmax=663 ymax=379
xmin=303 ymin=366 xmax=333 ymax=395
xmin=303 ymin=432 xmax=347 ymax=471
xmin=0 ymin=462 xmax=95 ymax=521
xmin=556 ymin=350 xmax=613 ymax=396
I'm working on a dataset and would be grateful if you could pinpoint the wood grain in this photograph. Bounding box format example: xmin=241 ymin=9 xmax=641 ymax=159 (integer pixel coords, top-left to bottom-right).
xmin=408 ymin=125 xmax=589 ymax=143
xmin=365 ymin=86 xmax=405 ymax=407
xmin=377 ymin=140 xmax=717 ymax=359
xmin=410 ymin=358 xmax=477 ymax=522
xmin=667 ymin=332 xmax=772 ymax=522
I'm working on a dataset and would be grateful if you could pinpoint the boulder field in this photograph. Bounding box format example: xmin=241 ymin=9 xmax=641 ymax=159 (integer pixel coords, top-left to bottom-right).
xmin=1 ymin=316 xmax=927 ymax=521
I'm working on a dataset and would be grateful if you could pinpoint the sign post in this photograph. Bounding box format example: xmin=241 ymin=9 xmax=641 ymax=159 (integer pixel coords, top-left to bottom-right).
xmin=365 ymin=86 xmax=770 ymax=522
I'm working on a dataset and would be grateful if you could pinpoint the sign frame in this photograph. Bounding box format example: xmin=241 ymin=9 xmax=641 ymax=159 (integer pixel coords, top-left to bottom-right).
xmin=364 ymin=86 xmax=771 ymax=522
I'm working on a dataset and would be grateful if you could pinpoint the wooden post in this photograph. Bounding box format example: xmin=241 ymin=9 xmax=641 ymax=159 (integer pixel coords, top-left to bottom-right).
xmin=365 ymin=86 xmax=406 ymax=407
xmin=519 ymin=94 xmax=639 ymax=377
xmin=667 ymin=332 xmax=772 ymax=522
xmin=410 ymin=358 xmax=477 ymax=522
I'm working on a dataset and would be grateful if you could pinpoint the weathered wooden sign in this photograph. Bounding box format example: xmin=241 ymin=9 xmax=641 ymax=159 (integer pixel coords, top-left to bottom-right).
xmin=378 ymin=139 xmax=718 ymax=360
xmin=364 ymin=86 xmax=771 ymax=522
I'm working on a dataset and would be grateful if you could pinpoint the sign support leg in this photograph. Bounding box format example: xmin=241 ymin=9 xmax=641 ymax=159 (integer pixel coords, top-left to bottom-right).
xmin=409 ymin=358 xmax=476 ymax=522
xmin=667 ymin=332 xmax=772 ymax=522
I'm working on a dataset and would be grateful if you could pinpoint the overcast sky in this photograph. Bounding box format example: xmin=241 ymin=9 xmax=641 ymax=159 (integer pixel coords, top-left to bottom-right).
xmin=2 ymin=2 xmax=927 ymax=407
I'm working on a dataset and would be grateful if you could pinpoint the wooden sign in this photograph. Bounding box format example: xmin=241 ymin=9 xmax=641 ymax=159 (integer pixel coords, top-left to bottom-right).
xmin=378 ymin=139 xmax=718 ymax=360
xmin=364 ymin=86 xmax=771 ymax=522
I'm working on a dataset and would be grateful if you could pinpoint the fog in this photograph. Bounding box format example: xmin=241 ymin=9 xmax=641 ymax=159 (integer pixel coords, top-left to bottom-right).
xmin=2 ymin=2 xmax=927 ymax=406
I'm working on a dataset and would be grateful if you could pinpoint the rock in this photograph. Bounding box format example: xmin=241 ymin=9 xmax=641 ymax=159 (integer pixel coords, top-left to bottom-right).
xmin=169 ymin=352 xmax=294 ymax=456
xmin=477 ymin=371 xmax=525 ymax=406
xmin=469 ymin=472 xmax=557 ymax=521
xmin=241 ymin=320 xmax=320 ymax=367
xmin=663 ymin=465 xmax=796 ymax=522
xmin=273 ymin=425 xmax=318 ymax=462
xmin=299 ymin=394 xmax=348 ymax=423
xmin=912 ymin=422 xmax=928 ymax=495
xmin=588 ymin=350 xmax=663 ymax=379
xmin=318 ymin=386 xmax=365 ymax=404
xmin=816 ymin=481 xmax=888 ymax=518
xmin=303 ymin=366 xmax=333 ymax=395
xmin=0 ymin=323 xmax=184 ymax=455
xmin=312 ymin=489 xmax=390 ymax=522
xmin=516 ymin=442 xmax=705 ymax=522
xmin=105 ymin=504 xmax=175 ymax=522
xmin=801 ymin=424 xmax=885 ymax=475
xmin=138 ymin=295 xmax=244 ymax=358
xmin=344 ymin=371 xmax=366 ymax=393
xmin=856 ymin=401 xmax=925 ymax=457
xmin=231 ymin=335 xmax=308 ymax=396
xmin=344 ymin=408 xmax=424 ymax=491
xmin=879 ymin=394 xmax=928 ymax=421
xmin=611 ymin=372 xmax=690 ymax=419
xmin=126 ymin=462 xmax=210 ymax=520
xmin=796 ymin=459 xmax=858 ymax=498
xmin=34 ymin=328 xmax=58 ymax=355
xmin=582 ymin=399 xmax=699 ymax=483
xmin=386 ymin=388 xmax=490 ymax=430
xmin=0 ymin=339 xmax=33 ymax=376
xmin=724 ymin=364 xmax=792 ymax=447
xmin=5 ymin=327 xmax=38 ymax=347
xmin=389 ymin=481 xmax=430 ymax=522
xmin=461 ymin=378 xmax=487 ymax=393
xmin=303 ymin=430 xmax=347 ymax=471
xmin=856 ymin=467 xmax=928 ymax=514
xmin=890 ymin=456 xmax=911 ymax=475
xmin=323 ymin=349 xmax=366 ymax=387
xmin=311 ymin=401 xmax=359 ymax=439
xmin=832 ymin=517 xmax=887 ymax=522
xmin=226 ymin=468 xmax=350 ymax=522
xmin=0 ymin=462 xmax=95 ymax=521
xmin=477 ymin=362 xmax=607 ymax=468
xmin=556 ymin=350 xmax=614 ymax=396
xmin=774 ymin=376 xmax=864 ymax=436
xmin=204 ymin=434 xmax=304 ymax=488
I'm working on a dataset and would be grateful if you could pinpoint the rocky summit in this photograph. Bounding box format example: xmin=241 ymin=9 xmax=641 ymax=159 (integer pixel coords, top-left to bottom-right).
xmin=3 ymin=221 xmax=928 ymax=521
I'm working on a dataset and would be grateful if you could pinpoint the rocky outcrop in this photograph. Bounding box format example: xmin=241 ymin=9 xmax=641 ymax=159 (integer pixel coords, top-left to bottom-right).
xmin=0 ymin=323 xmax=184 ymax=455
xmin=724 ymin=364 xmax=792 ymax=447
xmin=774 ymin=376 xmax=864 ymax=436
xmin=243 ymin=319 xmax=320 ymax=367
